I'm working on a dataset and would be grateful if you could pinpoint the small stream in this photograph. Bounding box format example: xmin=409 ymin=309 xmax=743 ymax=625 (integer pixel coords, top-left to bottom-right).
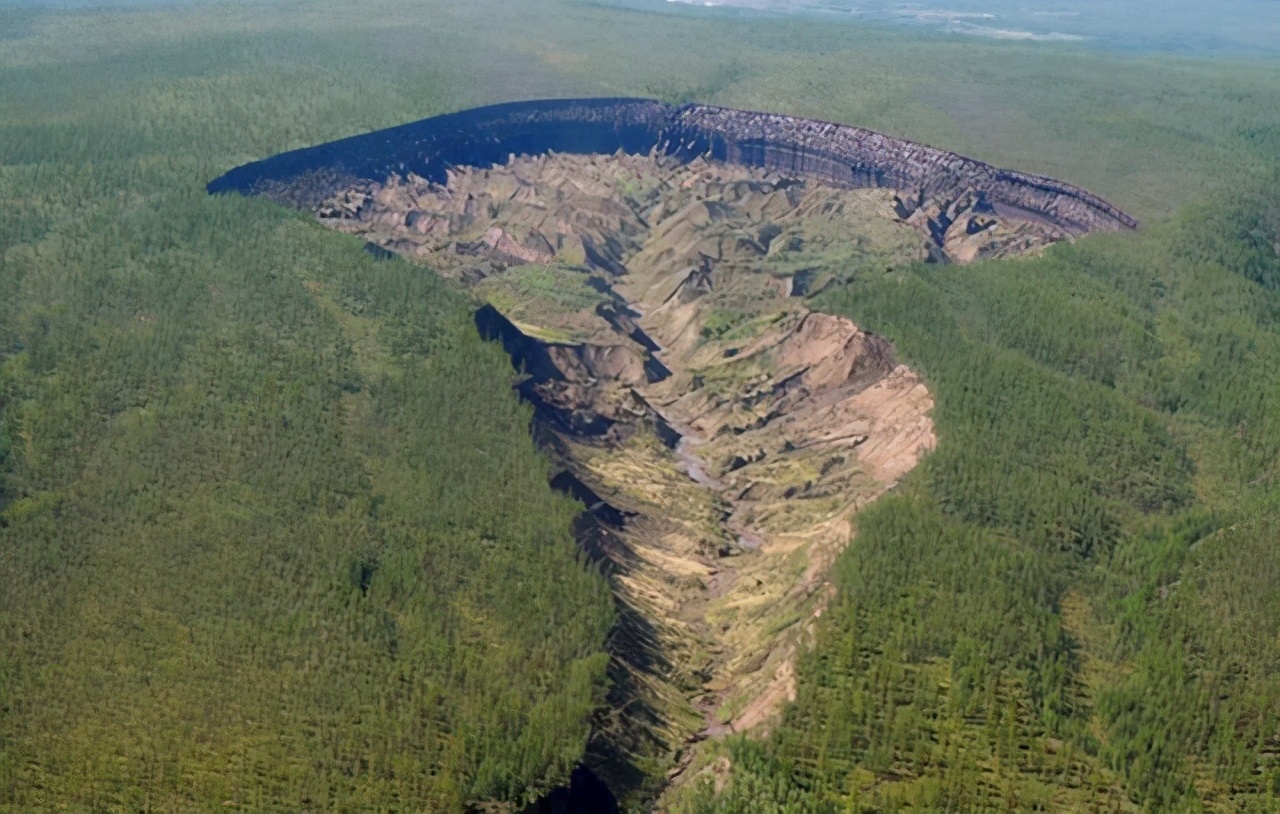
xmin=665 ymin=417 xmax=763 ymax=551
xmin=674 ymin=436 xmax=726 ymax=491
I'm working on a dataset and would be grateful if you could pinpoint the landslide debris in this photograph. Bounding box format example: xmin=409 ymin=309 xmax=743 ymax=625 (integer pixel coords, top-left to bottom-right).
xmin=307 ymin=152 xmax=940 ymax=797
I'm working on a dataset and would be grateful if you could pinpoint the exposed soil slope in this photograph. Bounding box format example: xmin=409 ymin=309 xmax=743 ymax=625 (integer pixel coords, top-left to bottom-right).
xmin=308 ymin=153 xmax=939 ymax=790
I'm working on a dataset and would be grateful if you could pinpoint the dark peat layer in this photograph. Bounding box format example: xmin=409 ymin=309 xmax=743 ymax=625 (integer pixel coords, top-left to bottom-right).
xmin=208 ymin=97 xmax=1135 ymax=235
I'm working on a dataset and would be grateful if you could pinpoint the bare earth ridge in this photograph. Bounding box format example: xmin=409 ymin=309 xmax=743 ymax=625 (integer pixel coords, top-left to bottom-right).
xmin=314 ymin=153 xmax=939 ymax=787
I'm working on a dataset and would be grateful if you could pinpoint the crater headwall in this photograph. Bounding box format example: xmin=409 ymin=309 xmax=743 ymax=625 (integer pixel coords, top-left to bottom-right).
xmin=208 ymin=97 xmax=1136 ymax=235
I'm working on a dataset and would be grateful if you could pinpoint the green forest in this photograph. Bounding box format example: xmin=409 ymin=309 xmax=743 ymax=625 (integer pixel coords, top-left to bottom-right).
xmin=0 ymin=5 xmax=626 ymax=810
xmin=0 ymin=194 xmax=617 ymax=810
xmin=2 ymin=0 xmax=1279 ymax=811
xmin=671 ymin=173 xmax=1280 ymax=813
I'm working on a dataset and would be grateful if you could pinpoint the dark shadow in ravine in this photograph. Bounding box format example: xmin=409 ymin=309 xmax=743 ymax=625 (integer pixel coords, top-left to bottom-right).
xmin=522 ymin=765 xmax=618 ymax=814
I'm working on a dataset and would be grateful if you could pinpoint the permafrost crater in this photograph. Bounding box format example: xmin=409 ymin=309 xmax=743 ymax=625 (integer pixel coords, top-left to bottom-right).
xmin=209 ymin=98 xmax=1135 ymax=804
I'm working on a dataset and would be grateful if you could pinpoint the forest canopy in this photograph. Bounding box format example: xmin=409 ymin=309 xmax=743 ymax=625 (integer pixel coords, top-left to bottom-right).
xmin=2 ymin=0 xmax=1279 ymax=811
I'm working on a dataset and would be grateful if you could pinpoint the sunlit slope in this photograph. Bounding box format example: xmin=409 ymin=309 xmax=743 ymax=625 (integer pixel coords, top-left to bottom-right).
xmin=303 ymin=151 xmax=941 ymax=801
xmin=668 ymin=178 xmax=1280 ymax=813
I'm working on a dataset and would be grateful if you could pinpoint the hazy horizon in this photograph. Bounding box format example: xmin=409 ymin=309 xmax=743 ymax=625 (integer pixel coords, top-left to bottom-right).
xmin=632 ymin=0 xmax=1280 ymax=56
xmin=7 ymin=0 xmax=1280 ymax=56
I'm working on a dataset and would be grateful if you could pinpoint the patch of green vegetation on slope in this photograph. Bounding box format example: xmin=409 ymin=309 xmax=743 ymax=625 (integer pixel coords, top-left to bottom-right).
xmin=475 ymin=265 xmax=607 ymax=343
xmin=671 ymin=175 xmax=1280 ymax=812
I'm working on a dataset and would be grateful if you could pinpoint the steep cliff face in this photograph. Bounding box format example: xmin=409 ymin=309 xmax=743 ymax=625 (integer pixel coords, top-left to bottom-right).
xmin=666 ymin=104 xmax=1136 ymax=233
xmin=209 ymin=97 xmax=1136 ymax=240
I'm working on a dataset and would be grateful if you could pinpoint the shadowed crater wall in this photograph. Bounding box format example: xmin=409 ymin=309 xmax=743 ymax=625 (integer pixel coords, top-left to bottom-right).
xmin=208 ymin=97 xmax=1136 ymax=236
